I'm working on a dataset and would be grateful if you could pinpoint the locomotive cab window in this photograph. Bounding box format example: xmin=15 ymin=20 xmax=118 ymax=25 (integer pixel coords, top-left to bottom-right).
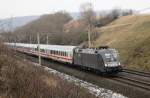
xmin=104 ymin=53 xmax=117 ymax=62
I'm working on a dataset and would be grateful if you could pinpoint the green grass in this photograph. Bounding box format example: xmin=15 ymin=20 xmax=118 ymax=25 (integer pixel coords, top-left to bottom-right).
xmin=94 ymin=15 xmax=150 ymax=71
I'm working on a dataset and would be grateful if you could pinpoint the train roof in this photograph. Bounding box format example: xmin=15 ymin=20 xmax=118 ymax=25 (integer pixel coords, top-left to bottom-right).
xmin=5 ymin=43 xmax=77 ymax=52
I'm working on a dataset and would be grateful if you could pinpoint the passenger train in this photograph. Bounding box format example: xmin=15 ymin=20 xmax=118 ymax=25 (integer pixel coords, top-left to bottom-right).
xmin=5 ymin=43 xmax=122 ymax=74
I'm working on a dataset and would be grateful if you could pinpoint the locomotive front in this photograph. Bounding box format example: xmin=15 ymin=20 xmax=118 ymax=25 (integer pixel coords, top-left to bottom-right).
xmin=73 ymin=47 xmax=122 ymax=74
xmin=99 ymin=49 xmax=122 ymax=73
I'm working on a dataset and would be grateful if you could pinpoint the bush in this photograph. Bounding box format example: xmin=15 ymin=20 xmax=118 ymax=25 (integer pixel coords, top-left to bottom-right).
xmin=0 ymin=43 xmax=97 ymax=98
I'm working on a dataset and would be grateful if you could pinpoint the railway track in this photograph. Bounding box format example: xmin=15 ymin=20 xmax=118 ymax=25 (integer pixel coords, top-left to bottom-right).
xmin=112 ymin=75 xmax=150 ymax=91
xmin=111 ymin=68 xmax=150 ymax=91
xmin=122 ymin=69 xmax=150 ymax=78
xmin=15 ymin=52 xmax=150 ymax=98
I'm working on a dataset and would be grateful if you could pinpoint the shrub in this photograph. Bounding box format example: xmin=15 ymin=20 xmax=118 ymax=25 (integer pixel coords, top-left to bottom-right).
xmin=0 ymin=43 xmax=97 ymax=98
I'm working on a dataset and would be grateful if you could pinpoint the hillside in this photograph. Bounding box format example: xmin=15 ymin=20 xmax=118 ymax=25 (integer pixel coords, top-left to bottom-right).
xmin=4 ymin=12 xmax=88 ymax=45
xmin=0 ymin=16 xmax=39 ymax=32
xmin=94 ymin=15 xmax=150 ymax=71
xmin=0 ymin=12 xmax=80 ymax=32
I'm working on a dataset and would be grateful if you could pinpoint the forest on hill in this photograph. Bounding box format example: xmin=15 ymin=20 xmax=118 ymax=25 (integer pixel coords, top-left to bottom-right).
xmin=1 ymin=4 xmax=133 ymax=45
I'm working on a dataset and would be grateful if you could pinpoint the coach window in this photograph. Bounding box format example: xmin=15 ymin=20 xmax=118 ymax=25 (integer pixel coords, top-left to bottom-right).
xmin=63 ymin=52 xmax=65 ymax=56
xmin=57 ymin=51 xmax=59 ymax=55
xmin=46 ymin=50 xmax=48 ymax=53
xmin=56 ymin=51 xmax=58 ymax=55
xmin=68 ymin=53 xmax=70 ymax=57
xmin=66 ymin=53 xmax=68 ymax=57
xmin=70 ymin=53 xmax=72 ymax=57
xmin=55 ymin=51 xmax=57 ymax=55
xmin=35 ymin=47 xmax=38 ymax=51
xmin=61 ymin=52 xmax=63 ymax=56
xmin=64 ymin=52 xmax=66 ymax=56
xmin=40 ymin=49 xmax=42 ymax=52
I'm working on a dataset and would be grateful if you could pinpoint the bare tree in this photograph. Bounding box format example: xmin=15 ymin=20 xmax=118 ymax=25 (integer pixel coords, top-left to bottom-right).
xmin=80 ymin=3 xmax=96 ymax=48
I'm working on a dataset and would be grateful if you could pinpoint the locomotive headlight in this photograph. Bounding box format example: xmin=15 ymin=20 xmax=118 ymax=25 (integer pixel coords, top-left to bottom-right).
xmin=105 ymin=53 xmax=111 ymax=58
xmin=105 ymin=62 xmax=119 ymax=67
xmin=105 ymin=64 xmax=108 ymax=67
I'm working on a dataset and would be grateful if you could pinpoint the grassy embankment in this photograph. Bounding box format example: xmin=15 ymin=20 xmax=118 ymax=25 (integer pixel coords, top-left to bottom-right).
xmin=0 ymin=42 xmax=96 ymax=98
xmin=94 ymin=15 xmax=150 ymax=71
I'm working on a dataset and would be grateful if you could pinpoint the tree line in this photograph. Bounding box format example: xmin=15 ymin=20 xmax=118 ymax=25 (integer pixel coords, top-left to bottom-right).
xmin=1 ymin=3 xmax=134 ymax=46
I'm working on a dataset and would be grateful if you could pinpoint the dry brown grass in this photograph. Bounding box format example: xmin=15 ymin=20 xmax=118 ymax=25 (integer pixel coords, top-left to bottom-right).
xmin=0 ymin=42 xmax=97 ymax=98
xmin=94 ymin=15 xmax=150 ymax=71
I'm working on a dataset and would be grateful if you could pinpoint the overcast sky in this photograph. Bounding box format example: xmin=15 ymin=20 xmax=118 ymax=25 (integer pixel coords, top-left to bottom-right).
xmin=0 ymin=0 xmax=150 ymax=19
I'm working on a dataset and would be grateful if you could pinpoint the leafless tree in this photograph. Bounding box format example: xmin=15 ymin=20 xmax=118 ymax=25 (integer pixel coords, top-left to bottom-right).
xmin=80 ymin=3 xmax=96 ymax=47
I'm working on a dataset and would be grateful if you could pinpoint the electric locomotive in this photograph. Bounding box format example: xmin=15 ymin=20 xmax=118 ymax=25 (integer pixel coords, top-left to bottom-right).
xmin=73 ymin=47 xmax=122 ymax=73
